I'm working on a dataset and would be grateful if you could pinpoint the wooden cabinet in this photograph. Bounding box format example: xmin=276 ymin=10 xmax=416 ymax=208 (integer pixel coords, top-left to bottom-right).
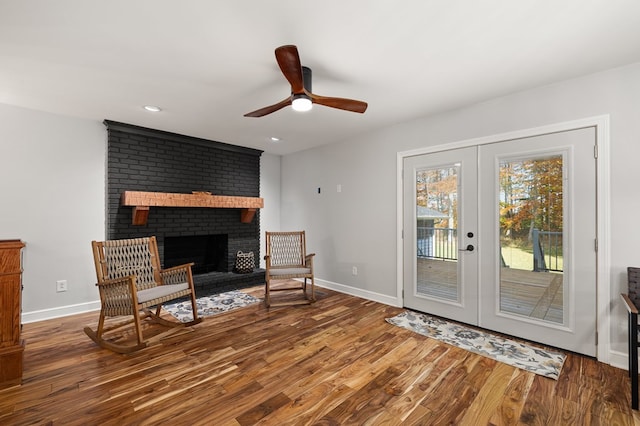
xmin=0 ymin=239 xmax=25 ymax=388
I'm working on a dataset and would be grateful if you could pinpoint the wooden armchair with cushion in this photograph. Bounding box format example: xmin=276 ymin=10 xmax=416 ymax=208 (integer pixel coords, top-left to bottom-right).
xmin=84 ymin=236 xmax=202 ymax=353
xmin=264 ymin=231 xmax=316 ymax=307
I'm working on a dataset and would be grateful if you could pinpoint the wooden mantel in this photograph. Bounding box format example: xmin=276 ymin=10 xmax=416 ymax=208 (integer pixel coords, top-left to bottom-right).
xmin=121 ymin=191 xmax=264 ymax=225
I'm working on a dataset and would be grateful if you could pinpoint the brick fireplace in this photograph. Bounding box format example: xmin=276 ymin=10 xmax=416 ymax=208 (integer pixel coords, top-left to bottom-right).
xmin=104 ymin=120 xmax=265 ymax=294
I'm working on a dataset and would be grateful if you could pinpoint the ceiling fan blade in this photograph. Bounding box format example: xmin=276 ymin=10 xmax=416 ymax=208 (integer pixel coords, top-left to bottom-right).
xmin=244 ymin=97 xmax=292 ymax=117
xmin=275 ymin=45 xmax=305 ymax=93
xmin=309 ymin=92 xmax=368 ymax=114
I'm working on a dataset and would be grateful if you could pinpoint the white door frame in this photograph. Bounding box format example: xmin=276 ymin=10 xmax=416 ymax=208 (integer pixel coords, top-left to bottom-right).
xmin=396 ymin=115 xmax=610 ymax=363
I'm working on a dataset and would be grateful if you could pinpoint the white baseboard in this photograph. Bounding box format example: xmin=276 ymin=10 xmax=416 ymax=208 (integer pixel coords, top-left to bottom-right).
xmin=22 ymin=300 xmax=100 ymax=324
xmin=314 ymin=278 xmax=401 ymax=307
xmin=609 ymin=349 xmax=630 ymax=371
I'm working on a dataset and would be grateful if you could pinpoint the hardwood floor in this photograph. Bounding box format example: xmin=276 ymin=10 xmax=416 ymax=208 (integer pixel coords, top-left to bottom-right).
xmin=1 ymin=283 xmax=637 ymax=425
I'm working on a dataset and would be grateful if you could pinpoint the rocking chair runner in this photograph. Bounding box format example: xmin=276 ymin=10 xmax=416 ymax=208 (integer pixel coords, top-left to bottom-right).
xmin=84 ymin=236 xmax=202 ymax=353
xmin=264 ymin=231 xmax=316 ymax=307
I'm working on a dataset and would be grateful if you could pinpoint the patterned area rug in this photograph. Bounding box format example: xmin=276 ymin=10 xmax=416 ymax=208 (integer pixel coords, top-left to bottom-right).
xmin=164 ymin=290 xmax=261 ymax=323
xmin=386 ymin=311 xmax=565 ymax=380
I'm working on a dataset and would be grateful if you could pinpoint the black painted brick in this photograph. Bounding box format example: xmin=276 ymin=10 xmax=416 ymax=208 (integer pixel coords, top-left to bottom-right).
xmin=106 ymin=123 xmax=263 ymax=281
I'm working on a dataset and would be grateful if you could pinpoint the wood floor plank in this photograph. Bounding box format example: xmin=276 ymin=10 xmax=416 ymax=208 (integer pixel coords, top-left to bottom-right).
xmin=324 ymin=366 xmax=405 ymax=424
xmin=0 ymin=282 xmax=635 ymax=425
xmin=489 ymin=368 xmax=535 ymax=425
xmin=518 ymin=374 xmax=558 ymax=425
xmin=236 ymin=391 xmax=292 ymax=425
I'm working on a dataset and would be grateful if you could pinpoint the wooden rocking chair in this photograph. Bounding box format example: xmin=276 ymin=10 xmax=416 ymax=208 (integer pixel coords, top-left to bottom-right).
xmin=84 ymin=236 xmax=202 ymax=353
xmin=264 ymin=231 xmax=316 ymax=307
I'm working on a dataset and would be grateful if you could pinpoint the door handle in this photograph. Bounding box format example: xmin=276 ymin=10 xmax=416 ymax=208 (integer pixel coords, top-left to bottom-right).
xmin=459 ymin=244 xmax=474 ymax=252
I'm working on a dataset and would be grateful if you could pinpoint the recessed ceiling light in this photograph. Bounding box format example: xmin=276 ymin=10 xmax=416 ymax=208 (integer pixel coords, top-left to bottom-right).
xmin=270 ymin=137 xmax=281 ymax=142
xmin=143 ymin=105 xmax=162 ymax=112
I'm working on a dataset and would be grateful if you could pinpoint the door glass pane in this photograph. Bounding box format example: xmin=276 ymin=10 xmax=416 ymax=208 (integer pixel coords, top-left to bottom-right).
xmin=416 ymin=164 xmax=459 ymax=301
xmin=499 ymin=155 xmax=564 ymax=324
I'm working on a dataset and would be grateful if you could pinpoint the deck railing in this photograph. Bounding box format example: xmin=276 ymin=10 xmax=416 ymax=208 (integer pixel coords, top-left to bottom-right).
xmin=532 ymin=229 xmax=563 ymax=272
xmin=417 ymin=227 xmax=564 ymax=272
xmin=417 ymin=227 xmax=457 ymax=260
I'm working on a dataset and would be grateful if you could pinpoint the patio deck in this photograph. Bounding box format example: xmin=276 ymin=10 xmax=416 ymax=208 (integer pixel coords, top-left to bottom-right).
xmin=416 ymin=258 xmax=563 ymax=323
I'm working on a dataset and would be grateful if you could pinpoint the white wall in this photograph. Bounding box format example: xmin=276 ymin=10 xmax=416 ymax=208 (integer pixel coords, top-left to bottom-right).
xmin=0 ymin=103 xmax=105 ymax=321
xmin=280 ymin=61 xmax=640 ymax=365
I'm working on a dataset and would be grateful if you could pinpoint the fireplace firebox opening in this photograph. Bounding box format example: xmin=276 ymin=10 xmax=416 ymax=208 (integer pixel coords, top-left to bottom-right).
xmin=164 ymin=234 xmax=228 ymax=274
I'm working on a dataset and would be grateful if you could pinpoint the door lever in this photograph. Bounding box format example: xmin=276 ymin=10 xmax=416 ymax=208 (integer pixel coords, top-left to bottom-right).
xmin=459 ymin=244 xmax=474 ymax=252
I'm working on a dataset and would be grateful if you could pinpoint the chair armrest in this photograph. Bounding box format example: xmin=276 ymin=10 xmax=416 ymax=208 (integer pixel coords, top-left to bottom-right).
xmin=96 ymin=275 xmax=138 ymax=308
xmin=305 ymin=253 xmax=315 ymax=268
xmin=96 ymin=275 xmax=135 ymax=289
xmin=160 ymin=262 xmax=195 ymax=285
xmin=622 ymin=293 xmax=639 ymax=314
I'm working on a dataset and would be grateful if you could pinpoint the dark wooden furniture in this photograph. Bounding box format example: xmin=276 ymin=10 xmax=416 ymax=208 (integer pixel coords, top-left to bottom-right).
xmin=0 ymin=239 xmax=25 ymax=389
xmin=622 ymin=266 xmax=640 ymax=410
xmin=621 ymin=293 xmax=638 ymax=410
xmin=84 ymin=236 xmax=202 ymax=353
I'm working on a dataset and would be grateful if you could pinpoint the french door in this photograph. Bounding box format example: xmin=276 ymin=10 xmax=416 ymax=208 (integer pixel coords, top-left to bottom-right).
xmin=403 ymin=127 xmax=597 ymax=356
xmin=403 ymin=146 xmax=479 ymax=324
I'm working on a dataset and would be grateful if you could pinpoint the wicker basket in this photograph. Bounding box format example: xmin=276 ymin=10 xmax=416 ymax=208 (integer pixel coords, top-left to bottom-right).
xmin=234 ymin=251 xmax=255 ymax=273
xmin=628 ymin=267 xmax=640 ymax=308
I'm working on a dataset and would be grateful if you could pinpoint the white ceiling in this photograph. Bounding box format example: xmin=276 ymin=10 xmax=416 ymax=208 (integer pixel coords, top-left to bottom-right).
xmin=1 ymin=1 xmax=640 ymax=155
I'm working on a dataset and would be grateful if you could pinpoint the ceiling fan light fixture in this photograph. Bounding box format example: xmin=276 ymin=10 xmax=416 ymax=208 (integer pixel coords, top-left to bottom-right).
xmin=243 ymin=45 xmax=367 ymax=117
xmin=291 ymin=94 xmax=312 ymax=112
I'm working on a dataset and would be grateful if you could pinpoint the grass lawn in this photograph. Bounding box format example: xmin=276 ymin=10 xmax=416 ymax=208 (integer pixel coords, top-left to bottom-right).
xmin=501 ymin=244 xmax=564 ymax=271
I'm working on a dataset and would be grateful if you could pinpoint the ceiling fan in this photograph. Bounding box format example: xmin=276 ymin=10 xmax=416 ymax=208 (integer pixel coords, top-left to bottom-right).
xmin=244 ymin=45 xmax=368 ymax=118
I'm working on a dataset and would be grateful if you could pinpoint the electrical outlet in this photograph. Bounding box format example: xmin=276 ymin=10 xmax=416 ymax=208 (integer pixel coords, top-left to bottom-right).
xmin=352 ymin=266 xmax=358 ymax=276
xmin=56 ymin=280 xmax=68 ymax=292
